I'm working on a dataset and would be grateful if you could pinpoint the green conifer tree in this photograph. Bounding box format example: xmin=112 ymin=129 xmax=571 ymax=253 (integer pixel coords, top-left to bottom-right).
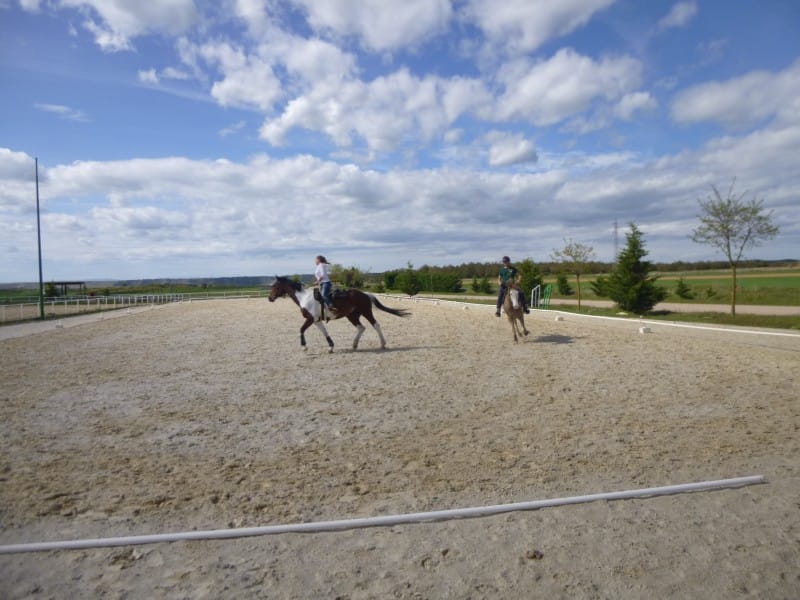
xmin=605 ymin=223 xmax=667 ymax=313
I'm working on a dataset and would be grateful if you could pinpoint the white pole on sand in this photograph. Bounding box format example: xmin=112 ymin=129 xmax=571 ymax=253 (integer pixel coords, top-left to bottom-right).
xmin=0 ymin=475 xmax=764 ymax=555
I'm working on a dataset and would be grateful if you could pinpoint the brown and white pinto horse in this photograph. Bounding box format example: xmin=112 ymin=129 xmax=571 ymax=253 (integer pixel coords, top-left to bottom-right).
xmin=268 ymin=276 xmax=410 ymax=352
xmin=502 ymin=280 xmax=530 ymax=343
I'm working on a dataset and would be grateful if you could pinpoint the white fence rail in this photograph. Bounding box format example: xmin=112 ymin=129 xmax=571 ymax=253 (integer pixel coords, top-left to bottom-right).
xmin=0 ymin=290 xmax=267 ymax=325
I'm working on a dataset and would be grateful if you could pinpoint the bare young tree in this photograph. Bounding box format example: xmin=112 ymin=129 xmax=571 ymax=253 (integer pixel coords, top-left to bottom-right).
xmin=551 ymin=238 xmax=595 ymax=311
xmin=691 ymin=181 xmax=779 ymax=316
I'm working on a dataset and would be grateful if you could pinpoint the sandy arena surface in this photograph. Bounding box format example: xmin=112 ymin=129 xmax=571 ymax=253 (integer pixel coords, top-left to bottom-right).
xmin=1 ymin=297 xmax=799 ymax=599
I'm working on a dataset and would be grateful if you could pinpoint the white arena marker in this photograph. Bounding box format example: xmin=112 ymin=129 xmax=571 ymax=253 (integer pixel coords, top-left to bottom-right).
xmin=0 ymin=476 xmax=764 ymax=555
xmin=639 ymin=326 xmax=652 ymax=334
xmin=555 ymin=315 xmax=564 ymax=321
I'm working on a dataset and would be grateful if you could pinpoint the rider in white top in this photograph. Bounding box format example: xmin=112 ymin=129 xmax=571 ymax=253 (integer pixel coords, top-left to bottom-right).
xmin=315 ymin=255 xmax=334 ymax=310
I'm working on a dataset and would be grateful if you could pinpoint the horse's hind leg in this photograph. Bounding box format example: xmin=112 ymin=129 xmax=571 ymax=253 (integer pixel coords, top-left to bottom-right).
xmin=347 ymin=316 xmax=367 ymax=350
xmin=520 ymin=315 xmax=529 ymax=336
xmin=373 ymin=322 xmax=387 ymax=348
xmin=361 ymin=308 xmax=387 ymax=349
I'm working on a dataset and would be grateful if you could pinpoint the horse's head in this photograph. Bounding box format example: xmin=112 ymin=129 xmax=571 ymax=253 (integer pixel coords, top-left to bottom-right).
xmin=504 ymin=279 xmax=522 ymax=310
xmin=268 ymin=276 xmax=303 ymax=302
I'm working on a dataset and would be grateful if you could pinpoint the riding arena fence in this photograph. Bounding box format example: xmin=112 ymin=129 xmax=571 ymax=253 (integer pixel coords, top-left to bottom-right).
xmin=530 ymin=284 xmax=553 ymax=309
xmin=0 ymin=290 xmax=268 ymax=325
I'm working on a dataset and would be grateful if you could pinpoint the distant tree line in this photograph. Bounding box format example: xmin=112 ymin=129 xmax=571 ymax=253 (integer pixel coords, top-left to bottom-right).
xmin=374 ymin=258 xmax=794 ymax=283
xmin=376 ymin=180 xmax=783 ymax=316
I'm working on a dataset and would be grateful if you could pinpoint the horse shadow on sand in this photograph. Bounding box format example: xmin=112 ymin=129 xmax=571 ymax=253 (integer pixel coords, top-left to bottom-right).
xmin=531 ymin=334 xmax=576 ymax=345
xmin=348 ymin=344 xmax=442 ymax=354
xmin=311 ymin=344 xmax=447 ymax=355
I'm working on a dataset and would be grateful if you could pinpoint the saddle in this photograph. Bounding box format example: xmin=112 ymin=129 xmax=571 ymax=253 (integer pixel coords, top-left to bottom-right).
xmin=313 ymin=287 xmax=342 ymax=321
xmin=313 ymin=287 xmax=346 ymax=303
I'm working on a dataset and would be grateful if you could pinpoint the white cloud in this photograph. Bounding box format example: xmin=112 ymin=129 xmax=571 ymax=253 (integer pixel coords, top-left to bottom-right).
xmin=465 ymin=0 xmax=616 ymax=56
xmin=219 ymin=121 xmax=246 ymax=137
xmin=91 ymin=205 xmax=191 ymax=234
xmin=196 ymin=41 xmax=283 ymax=111
xmin=232 ymin=0 xmax=271 ymax=37
xmin=210 ymin=61 xmax=282 ymax=111
xmin=183 ymin=33 xmax=356 ymax=114
xmin=4 ymin=2 xmax=800 ymax=280
xmin=81 ymin=18 xmax=133 ymax=52
xmin=34 ymin=102 xmax=89 ymax=122
xmin=443 ymin=129 xmax=463 ymax=144
xmin=258 ymin=45 xmax=646 ymax=156
xmin=0 ymin=149 xmax=38 ymax=215
xmin=161 ymin=67 xmax=189 ymax=80
xmin=3 ymin=123 xmax=799 ymax=281
xmin=671 ymin=59 xmax=800 ymax=129
xmin=138 ymin=68 xmax=159 ymax=84
xmin=0 ymin=148 xmax=35 ymax=179
xmin=294 ymin=0 xmax=452 ymax=51
xmin=440 ymin=77 xmax=493 ymax=122
xmin=496 ymin=48 xmax=643 ymax=126
xmin=260 ymin=35 xmax=357 ymax=84
xmin=18 ymin=0 xmax=42 ymax=12
xmin=614 ymin=91 xmax=657 ymax=120
xmin=561 ymin=93 xmax=656 ymax=134
xmin=657 ymin=1 xmax=697 ymax=31
xmin=59 ymin=0 xmax=198 ymax=51
xmin=485 ymin=131 xmax=538 ymax=167
xmin=260 ymin=69 xmax=454 ymax=151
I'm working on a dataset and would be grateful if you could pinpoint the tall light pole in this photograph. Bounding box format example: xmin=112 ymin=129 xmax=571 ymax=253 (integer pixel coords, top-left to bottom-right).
xmin=36 ymin=157 xmax=44 ymax=320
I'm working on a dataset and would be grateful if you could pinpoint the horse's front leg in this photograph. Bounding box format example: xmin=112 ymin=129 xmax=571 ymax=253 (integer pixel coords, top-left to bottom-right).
xmin=314 ymin=321 xmax=335 ymax=353
xmin=300 ymin=316 xmax=314 ymax=351
xmin=507 ymin=315 xmax=518 ymax=343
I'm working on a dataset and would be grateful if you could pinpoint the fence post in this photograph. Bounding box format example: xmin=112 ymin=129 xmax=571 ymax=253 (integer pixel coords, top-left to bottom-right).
xmin=531 ymin=285 xmax=541 ymax=308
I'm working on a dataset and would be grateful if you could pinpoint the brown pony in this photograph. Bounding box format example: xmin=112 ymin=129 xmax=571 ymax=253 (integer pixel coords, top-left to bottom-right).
xmin=268 ymin=276 xmax=410 ymax=352
xmin=502 ymin=280 xmax=530 ymax=343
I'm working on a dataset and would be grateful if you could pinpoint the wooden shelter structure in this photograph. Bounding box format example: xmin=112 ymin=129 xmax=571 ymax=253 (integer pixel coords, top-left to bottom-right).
xmin=51 ymin=281 xmax=86 ymax=296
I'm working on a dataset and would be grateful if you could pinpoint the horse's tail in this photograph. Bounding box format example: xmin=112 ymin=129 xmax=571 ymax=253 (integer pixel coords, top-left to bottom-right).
xmin=369 ymin=294 xmax=411 ymax=317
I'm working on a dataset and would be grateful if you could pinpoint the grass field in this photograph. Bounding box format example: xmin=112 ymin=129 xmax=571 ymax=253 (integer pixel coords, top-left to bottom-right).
xmin=449 ymin=293 xmax=800 ymax=330
xmin=549 ymin=304 xmax=800 ymax=331
xmin=545 ymin=267 xmax=800 ymax=306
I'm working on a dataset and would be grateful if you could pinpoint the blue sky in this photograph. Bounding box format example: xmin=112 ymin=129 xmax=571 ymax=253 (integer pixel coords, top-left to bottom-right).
xmin=1 ymin=0 xmax=799 ymax=282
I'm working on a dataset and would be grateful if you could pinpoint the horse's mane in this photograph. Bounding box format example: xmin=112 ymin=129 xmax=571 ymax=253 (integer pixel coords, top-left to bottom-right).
xmin=275 ymin=275 xmax=303 ymax=291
